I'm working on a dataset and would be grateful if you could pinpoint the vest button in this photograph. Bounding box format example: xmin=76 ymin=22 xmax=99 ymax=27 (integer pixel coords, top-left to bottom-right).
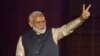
xmin=36 ymin=51 xmax=39 ymax=54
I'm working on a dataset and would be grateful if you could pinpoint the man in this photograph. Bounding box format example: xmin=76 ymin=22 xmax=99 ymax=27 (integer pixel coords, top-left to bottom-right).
xmin=16 ymin=4 xmax=91 ymax=56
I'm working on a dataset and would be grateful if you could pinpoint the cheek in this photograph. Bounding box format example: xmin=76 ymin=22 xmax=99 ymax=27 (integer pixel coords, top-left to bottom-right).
xmin=42 ymin=22 xmax=46 ymax=25
xmin=34 ymin=24 xmax=42 ymax=29
xmin=33 ymin=23 xmax=39 ymax=27
xmin=41 ymin=23 xmax=46 ymax=27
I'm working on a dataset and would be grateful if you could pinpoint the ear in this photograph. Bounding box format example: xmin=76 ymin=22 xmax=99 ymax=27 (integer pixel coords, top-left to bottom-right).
xmin=29 ymin=21 xmax=33 ymax=28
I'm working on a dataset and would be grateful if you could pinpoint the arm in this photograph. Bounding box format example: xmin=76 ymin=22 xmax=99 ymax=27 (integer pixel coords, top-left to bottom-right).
xmin=52 ymin=4 xmax=91 ymax=42
xmin=16 ymin=36 xmax=25 ymax=56
xmin=52 ymin=18 xmax=82 ymax=41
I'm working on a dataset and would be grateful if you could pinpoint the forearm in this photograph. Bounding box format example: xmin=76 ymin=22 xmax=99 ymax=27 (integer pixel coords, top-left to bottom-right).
xmin=64 ymin=17 xmax=83 ymax=32
xmin=52 ymin=17 xmax=84 ymax=40
xmin=58 ymin=17 xmax=83 ymax=38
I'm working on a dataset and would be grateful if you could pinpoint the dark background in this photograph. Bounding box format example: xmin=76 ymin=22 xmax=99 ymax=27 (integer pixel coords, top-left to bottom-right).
xmin=1 ymin=0 xmax=100 ymax=56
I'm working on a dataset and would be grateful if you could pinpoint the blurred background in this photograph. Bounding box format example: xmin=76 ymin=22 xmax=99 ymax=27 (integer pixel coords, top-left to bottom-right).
xmin=0 ymin=0 xmax=100 ymax=56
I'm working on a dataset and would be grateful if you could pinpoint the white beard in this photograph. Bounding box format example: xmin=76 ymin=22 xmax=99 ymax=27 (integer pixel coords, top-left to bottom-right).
xmin=33 ymin=26 xmax=46 ymax=35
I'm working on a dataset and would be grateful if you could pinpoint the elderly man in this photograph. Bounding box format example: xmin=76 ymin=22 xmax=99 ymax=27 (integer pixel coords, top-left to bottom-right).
xmin=16 ymin=4 xmax=91 ymax=56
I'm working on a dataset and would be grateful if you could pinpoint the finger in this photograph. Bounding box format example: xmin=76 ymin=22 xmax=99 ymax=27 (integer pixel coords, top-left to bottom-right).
xmin=86 ymin=4 xmax=91 ymax=11
xmin=83 ymin=4 xmax=85 ymax=11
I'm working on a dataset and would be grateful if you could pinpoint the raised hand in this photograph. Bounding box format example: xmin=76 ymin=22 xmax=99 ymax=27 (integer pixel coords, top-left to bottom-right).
xmin=81 ymin=4 xmax=91 ymax=20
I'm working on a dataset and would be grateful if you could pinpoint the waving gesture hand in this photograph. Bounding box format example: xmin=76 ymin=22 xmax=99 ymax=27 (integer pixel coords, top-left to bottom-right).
xmin=80 ymin=4 xmax=91 ymax=21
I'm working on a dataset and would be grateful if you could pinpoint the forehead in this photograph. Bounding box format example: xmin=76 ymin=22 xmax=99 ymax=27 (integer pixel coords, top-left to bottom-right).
xmin=34 ymin=15 xmax=45 ymax=22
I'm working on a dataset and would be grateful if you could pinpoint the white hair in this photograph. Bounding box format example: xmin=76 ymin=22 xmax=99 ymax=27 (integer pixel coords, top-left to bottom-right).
xmin=29 ymin=11 xmax=43 ymax=20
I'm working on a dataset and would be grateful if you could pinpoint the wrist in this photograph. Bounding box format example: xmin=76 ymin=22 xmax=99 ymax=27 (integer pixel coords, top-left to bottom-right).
xmin=79 ymin=16 xmax=86 ymax=22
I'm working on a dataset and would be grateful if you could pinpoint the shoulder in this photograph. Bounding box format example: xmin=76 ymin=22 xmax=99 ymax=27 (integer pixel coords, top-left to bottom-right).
xmin=22 ymin=29 xmax=33 ymax=37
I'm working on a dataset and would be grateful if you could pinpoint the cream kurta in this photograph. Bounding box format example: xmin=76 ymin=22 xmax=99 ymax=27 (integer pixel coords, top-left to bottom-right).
xmin=16 ymin=18 xmax=83 ymax=56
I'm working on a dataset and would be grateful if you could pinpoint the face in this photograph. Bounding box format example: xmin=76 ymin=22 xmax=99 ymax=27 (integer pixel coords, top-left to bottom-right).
xmin=30 ymin=15 xmax=46 ymax=31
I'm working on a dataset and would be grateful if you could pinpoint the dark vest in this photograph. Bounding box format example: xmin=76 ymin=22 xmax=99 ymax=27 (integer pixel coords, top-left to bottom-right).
xmin=22 ymin=29 xmax=59 ymax=56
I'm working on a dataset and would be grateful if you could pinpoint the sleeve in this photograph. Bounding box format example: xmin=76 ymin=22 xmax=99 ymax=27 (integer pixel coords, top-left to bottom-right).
xmin=16 ymin=36 xmax=25 ymax=56
xmin=52 ymin=18 xmax=83 ymax=41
